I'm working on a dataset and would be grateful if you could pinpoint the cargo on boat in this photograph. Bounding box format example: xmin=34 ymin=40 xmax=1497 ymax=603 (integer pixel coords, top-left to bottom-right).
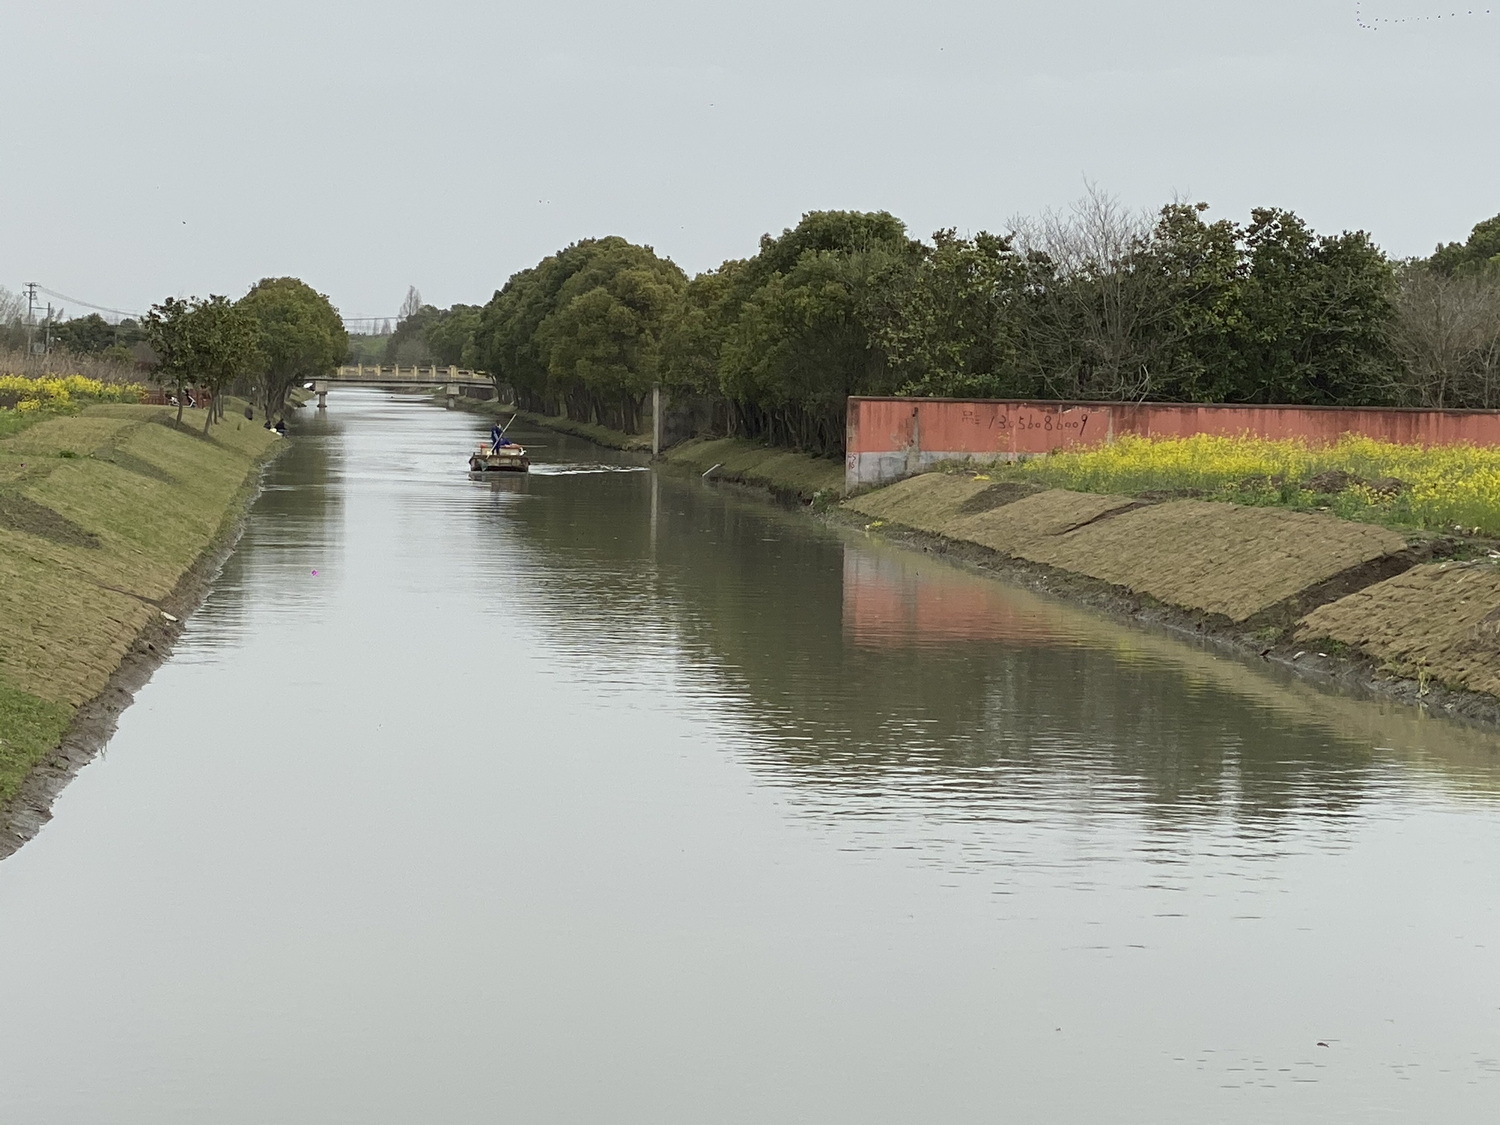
xmin=468 ymin=442 xmax=530 ymax=473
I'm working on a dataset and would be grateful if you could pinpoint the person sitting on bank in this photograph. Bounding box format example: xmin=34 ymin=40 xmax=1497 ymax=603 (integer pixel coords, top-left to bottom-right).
xmin=274 ymin=418 xmax=287 ymax=435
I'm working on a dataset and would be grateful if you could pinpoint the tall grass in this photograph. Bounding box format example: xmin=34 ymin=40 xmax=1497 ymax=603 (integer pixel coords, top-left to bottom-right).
xmin=0 ymin=347 xmax=143 ymax=384
xmin=1003 ymin=434 xmax=1500 ymax=537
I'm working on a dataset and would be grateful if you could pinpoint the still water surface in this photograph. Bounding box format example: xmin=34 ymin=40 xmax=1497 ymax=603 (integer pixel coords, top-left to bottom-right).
xmin=3 ymin=390 xmax=1500 ymax=1122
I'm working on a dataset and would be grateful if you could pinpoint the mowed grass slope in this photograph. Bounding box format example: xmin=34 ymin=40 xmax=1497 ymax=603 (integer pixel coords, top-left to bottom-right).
xmin=846 ymin=474 xmax=1413 ymax=622
xmin=0 ymin=403 xmax=276 ymax=801
xmin=665 ymin=437 xmax=844 ymax=500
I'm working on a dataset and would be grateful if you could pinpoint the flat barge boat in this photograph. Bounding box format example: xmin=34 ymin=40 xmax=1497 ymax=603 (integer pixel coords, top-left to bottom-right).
xmin=468 ymin=442 xmax=530 ymax=473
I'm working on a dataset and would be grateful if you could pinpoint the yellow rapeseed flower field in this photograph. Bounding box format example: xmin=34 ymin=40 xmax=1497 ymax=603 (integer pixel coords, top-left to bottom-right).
xmin=0 ymin=373 xmax=146 ymax=413
xmin=1005 ymin=433 xmax=1500 ymax=536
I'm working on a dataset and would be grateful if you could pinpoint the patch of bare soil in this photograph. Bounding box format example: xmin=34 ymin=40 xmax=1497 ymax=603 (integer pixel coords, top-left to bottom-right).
xmin=0 ymin=491 xmax=100 ymax=549
xmin=954 ymin=481 xmax=1045 ymax=515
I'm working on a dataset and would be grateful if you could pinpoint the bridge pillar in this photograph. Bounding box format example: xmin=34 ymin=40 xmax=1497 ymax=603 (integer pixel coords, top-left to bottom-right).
xmin=314 ymin=379 xmax=329 ymax=409
xmin=445 ymin=383 xmax=459 ymax=408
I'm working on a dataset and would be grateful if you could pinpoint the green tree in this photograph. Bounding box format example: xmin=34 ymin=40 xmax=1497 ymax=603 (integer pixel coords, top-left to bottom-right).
xmin=143 ymin=297 xmax=197 ymax=425
xmin=423 ymin=304 xmax=482 ymax=367
xmin=883 ymin=229 xmax=1028 ymax=399
xmin=474 ymin=249 xmax=594 ymax=409
xmin=144 ymin=296 xmax=262 ymax=429
xmin=1131 ymin=202 xmax=1246 ymax=402
xmin=699 ymin=211 xmax=919 ymax=452
xmin=238 ymin=278 xmax=346 ymax=421
xmin=661 ymin=263 xmax=741 ymax=396
xmin=475 ymin=237 xmax=685 ymax=429
xmin=188 ymin=296 xmax=261 ymax=432
xmin=1230 ymin=209 xmax=1396 ymax=404
xmin=384 ymin=303 xmax=440 ymax=364
xmin=1430 ymin=214 xmax=1500 ymax=277
xmin=100 ymin=343 xmax=136 ymax=368
xmin=53 ymin=313 xmax=117 ymax=355
xmin=536 ymin=240 xmax=686 ymax=431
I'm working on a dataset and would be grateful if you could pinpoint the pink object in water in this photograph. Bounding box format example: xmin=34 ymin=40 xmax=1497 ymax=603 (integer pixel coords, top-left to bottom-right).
xmin=311 ymin=569 xmax=319 ymax=576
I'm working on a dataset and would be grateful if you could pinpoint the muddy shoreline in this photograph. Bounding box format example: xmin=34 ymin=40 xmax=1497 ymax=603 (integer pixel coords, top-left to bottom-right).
xmin=0 ymin=440 xmax=288 ymax=861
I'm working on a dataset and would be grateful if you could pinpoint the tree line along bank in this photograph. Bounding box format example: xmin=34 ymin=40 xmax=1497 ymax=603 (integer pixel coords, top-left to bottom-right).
xmin=1 ymin=278 xmax=345 ymax=437
xmin=387 ymin=195 xmax=1500 ymax=457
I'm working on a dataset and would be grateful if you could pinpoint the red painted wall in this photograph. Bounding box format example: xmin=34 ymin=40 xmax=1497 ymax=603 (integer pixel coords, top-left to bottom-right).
xmin=848 ymin=397 xmax=1500 ymax=456
xmin=845 ymin=396 xmax=1500 ymax=489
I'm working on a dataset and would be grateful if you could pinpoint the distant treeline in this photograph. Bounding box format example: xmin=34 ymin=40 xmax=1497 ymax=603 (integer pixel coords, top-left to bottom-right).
xmin=396 ymin=193 xmax=1500 ymax=455
xmin=0 ymin=293 xmax=147 ymax=368
xmin=1 ymin=280 xmax=346 ymax=435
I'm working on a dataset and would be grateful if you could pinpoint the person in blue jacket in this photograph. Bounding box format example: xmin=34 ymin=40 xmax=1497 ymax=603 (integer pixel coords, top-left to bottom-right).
xmin=490 ymin=421 xmax=513 ymax=453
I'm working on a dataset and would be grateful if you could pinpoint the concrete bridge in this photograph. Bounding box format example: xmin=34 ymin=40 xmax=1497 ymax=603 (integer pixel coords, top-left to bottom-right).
xmin=316 ymin=365 xmax=497 ymax=408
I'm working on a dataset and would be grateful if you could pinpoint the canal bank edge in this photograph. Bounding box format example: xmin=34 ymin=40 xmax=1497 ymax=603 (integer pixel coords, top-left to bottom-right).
xmin=841 ymin=473 xmax=1500 ymax=730
xmin=445 ymin=395 xmax=844 ymax=501
xmin=0 ymin=402 xmax=285 ymax=858
xmin=662 ymin=437 xmax=844 ymax=502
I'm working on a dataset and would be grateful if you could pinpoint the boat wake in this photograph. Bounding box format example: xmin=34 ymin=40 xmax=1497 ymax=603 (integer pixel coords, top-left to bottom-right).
xmin=530 ymin=464 xmax=650 ymax=476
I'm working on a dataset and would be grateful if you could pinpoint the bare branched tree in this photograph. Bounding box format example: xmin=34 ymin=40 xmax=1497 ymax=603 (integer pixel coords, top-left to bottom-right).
xmin=1389 ymin=267 xmax=1500 ymax=407
xmin=1008 ymin=184 xmax=1181 ymax=401
xmin=398 ymin=285 xmax=423 ymax=326
xmin=0 ymin=285 xmax=25 ymax=324
xmin=0 ymin=286 xmax=28 ymax=351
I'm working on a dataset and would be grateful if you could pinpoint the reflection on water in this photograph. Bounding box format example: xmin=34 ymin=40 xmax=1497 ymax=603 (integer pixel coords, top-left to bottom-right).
xmin=843 ymin=547 xmax=1072 ymax=648
xmin=2 ymin=388 xmax=1500 ymax=1124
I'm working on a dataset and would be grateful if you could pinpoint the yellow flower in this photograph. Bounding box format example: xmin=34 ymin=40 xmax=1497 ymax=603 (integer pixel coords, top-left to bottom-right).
xmin=1009 ymin=432 xmax=1500 ymax=536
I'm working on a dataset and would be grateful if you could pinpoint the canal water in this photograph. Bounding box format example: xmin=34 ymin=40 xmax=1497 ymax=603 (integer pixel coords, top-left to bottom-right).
xmin=3 ymin=389 xmax=1500 ymax=1122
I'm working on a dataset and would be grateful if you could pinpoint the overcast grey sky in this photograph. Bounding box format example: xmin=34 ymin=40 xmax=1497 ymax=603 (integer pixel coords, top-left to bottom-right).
xmin=5 ymin=0 xmax=1497 ymax=324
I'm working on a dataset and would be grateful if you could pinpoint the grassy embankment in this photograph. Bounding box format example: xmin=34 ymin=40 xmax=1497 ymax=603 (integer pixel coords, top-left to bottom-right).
xmin=0 ymin=401 xmax=277 ymax=802
xmin=661 ymin=437 xmax=843 ymax=501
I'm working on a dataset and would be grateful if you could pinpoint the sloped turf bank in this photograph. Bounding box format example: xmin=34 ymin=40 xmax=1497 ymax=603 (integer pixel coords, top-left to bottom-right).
xmin=842 ymin=472 xmax=1500 ymax=725
xmin=0 ymin=402 xmax=280 ymax=855
xmin=661 ymin=437 xmax=844 ymax=502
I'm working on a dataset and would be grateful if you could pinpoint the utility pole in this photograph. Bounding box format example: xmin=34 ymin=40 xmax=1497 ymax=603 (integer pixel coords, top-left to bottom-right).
xmin=23 ymin=282 xmax=39 ymax=355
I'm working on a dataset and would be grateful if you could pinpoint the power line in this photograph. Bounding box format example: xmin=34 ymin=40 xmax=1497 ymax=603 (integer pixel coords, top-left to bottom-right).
xmin=22 ymin=286 xmax=408 ymax=330
xmin=30 ymin=284 xmax=145 ymax=320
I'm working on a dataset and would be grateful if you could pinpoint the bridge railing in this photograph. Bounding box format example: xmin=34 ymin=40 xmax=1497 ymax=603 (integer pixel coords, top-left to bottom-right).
xmin=333 ymin=364 xmax=492 ymax=383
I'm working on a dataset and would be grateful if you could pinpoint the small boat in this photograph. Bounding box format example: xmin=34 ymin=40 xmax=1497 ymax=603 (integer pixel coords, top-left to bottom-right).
xmin=469 ymin=441 xmax=530 ymax=473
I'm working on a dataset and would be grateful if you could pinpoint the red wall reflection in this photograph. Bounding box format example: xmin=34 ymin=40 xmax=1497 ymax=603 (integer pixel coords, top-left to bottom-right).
xmin=842 ymin=547 xmax=1065 ymax=649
